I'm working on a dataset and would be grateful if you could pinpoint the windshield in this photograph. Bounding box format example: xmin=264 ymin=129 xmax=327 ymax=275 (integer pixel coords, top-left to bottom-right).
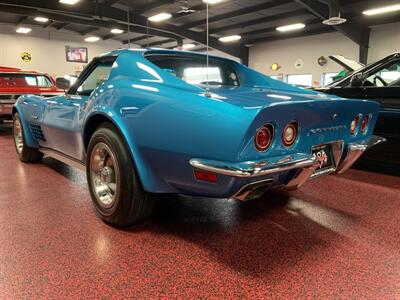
xmin=145 ymin=54 xmax=240 ymax=87
xmin=0 ymin=73 xmax=53 ymax=88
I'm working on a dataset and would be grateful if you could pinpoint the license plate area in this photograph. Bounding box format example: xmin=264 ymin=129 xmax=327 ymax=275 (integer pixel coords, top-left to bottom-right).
xmin=312 ymin=144 xmax=335 ymax=176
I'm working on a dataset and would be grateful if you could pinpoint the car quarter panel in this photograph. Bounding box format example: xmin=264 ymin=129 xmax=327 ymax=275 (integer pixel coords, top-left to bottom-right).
xmin=83 ymin=78 xmax=259 ymax=193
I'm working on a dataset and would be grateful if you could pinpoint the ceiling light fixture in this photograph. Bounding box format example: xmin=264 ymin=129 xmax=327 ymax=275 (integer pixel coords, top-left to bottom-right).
xmin=16 ymin=27 xmax=32 ymax=34
xmin=322 ymin=16 xmax=347 ymax=26
xmin=202 ymin=0 xmax=227 ymax=4
xmin=182 ymin=43 xmax=196 ymax=50
xmin=34 ymin=17 xmax=49 ymax=23
xmin=110 ymin=28 xmax=124 ymax=34
xmin=218 ymin=35 xmax=241 ymax=42
xmin=148 ymin=12 xmax=172 ymax=22
xmin=362 ymin=4 xmax=400 ymax=16
xmin=85 ymin=36 xmax=100 ymax=42
xmin=276 ymin=23 xmax=306 ymax=32
xmin=60 ymin=0 xmax=80 ymax=4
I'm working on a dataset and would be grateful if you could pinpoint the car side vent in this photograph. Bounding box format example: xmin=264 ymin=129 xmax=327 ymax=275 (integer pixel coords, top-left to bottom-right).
xmin=29 ymin=124 xmax=46 ymax=141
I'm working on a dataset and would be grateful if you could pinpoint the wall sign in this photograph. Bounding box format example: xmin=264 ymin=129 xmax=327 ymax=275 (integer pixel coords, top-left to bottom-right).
xmin=271 ymin=63 xmax=281 ymax=71
xmin=65 ymin=46 xmax=88 ymax=63
xmin=318 ymin=56 xmax=328 ymax=67
xmin=294 ymin=59 xmax=304 ymax=69
xmin=20 ymin=52 xmax=32 ymax=63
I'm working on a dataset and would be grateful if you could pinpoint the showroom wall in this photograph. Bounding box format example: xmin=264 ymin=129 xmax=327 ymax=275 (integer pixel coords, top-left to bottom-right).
xmin=0 ymin=24 xmax=238 ymax=79
xmin=249 ymin=31 xmax=358 ymax=86
xmin=249 ymin=22 xmax=400 ymax=87
xmin=369 ymin=22 xmax=400 ymax=62
xmin=0 ymin=25 xmax=126 ymax=78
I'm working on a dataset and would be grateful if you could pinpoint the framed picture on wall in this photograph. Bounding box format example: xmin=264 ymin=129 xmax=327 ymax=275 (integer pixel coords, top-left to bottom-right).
xmin=65 ymin=46 xmax=88 ymax=63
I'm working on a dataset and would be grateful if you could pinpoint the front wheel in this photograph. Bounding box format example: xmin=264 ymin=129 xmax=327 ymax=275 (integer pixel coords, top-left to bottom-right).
xmin=86 ymin=123 xmax=155 ymax=226
xmin=13 ymin=113 xmax=43 ymax=163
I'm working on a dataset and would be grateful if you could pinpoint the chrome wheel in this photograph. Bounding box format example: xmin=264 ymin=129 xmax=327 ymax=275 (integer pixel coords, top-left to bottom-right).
xmin=89 ymin=142 xmax=120 ymax=209
xmin=14 ymin=118 xmax=23 ymax=155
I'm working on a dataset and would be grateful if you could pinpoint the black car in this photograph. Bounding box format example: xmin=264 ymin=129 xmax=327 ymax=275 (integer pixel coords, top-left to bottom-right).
xmin=316 ymin=53 xmax=400 ymax=173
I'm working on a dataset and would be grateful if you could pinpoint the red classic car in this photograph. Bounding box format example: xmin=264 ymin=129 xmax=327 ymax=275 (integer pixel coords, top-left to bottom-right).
xmin=0 ymin=66 xmax=63 ymax=122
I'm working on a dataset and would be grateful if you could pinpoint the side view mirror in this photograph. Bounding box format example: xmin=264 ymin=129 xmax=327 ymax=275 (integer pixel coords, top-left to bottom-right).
xmin=350 ymin=73 xmax=364 ymax=87
xmin=56 ymin=77 xmax=71 ymax=90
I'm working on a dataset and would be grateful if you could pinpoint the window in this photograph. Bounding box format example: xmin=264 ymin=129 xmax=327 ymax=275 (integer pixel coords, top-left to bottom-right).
xmin=322 ymin=72 xmax=339 ymax=86
xmin=286 ymin=74 xmax=312 ymax=87
xmin=145 ymin=54 xmax=239 ymax=87
xmin=76 ymin=60 xmax=115 ymax=96
xmin=63 ymin=75 xmax=78 ymax=86
xmin=0 ymin=74 xmax=52 ymax=88
xmin=365 ymin=59 xmax=400 ymax=87
xmin=183 ymin=67 xmax=222 ymax=84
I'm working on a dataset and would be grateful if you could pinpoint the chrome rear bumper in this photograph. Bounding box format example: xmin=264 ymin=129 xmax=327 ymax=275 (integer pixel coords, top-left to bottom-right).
xmin=190 ymin=135 xmax=385 ymax=201
xmin=190 ymin=156 xmax=318 ymax=178
xmin=335 ymin=135 xmax=386 ymax=174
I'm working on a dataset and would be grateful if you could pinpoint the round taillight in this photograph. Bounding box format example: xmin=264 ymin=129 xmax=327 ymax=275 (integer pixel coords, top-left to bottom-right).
xmin=255 ymin=124 xmax=274 ymax=152
xmin=282 ymin=122 xmax=298 ymax=147
xmin=361 ymin=114 xmax=371 ymax=134
xmin=350 ymin=114 xmax=361 ymax=135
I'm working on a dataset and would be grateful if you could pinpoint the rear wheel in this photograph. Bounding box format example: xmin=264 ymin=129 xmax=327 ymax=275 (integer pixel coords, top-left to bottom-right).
xmin=86 ymin=123 xmax=155 ymax=226
xmin=13 ymin=113 xmax=43 ymax=163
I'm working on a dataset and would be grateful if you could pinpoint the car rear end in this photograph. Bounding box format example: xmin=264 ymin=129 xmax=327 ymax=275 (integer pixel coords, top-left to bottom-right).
xmin=119 ymin=49 xmax=383 ymax=200
xmin=189 ymin=92 xmax=384 ymax=201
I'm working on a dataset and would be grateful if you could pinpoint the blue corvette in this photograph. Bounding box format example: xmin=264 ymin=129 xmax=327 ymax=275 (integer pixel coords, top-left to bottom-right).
xmin=12 ymin=48 xmax=384 ymax=226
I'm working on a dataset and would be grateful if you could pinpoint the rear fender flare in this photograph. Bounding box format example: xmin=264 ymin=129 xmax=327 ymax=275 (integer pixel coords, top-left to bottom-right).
xmin=83 ymin=112 xmax=153 ymax=192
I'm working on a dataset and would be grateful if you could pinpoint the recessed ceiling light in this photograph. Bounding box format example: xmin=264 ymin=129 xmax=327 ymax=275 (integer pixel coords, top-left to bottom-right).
xmin=218 ymin=35 xmax=241 ymax=42
xmin=60 ymin=0 xmax=80 ymax=4
xmin=276 ymin=23 xmax=306 ymax=32
xmin=203 ymin=0 xmax=226 ymax=4
xmin=182 ymin=43 xmax=196 ymax=50
xmin=362 ymin=4 xmax=400 ymax=16
xmin=148 ymin=12 xmax=172 ymax=22
xmin=85 ymin=36 xmax=100 ymax=42
xmin=110 ymin=28 xmax=124 ymax=34
xmin=16 ymin=27 xmax=32 ymax=34
xmin=34 ymin=17 xmax=49 ymax=23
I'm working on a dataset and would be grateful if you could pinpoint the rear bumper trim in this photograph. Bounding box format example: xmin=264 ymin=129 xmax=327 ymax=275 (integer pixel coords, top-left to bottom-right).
xmin=335 ymin=135 xmax=386 ymax=174
xmin=190 ymin=156 xmax=318 ymax=178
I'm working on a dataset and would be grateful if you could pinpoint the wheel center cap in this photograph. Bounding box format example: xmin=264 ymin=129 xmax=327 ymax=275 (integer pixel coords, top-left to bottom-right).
xmin=100 ymin=167 xmax=113 ymax=184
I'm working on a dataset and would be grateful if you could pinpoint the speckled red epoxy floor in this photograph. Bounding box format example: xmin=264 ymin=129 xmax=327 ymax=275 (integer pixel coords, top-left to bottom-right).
xmin=1 ymin=123 xmax=400 ymax=299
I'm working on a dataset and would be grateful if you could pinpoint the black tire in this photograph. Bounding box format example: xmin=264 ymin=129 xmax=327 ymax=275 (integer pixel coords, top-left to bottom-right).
xmin=86 ymin=123 xmax=155 ymax=226
xmin=13 ymin=113 xmax=43 ymax=163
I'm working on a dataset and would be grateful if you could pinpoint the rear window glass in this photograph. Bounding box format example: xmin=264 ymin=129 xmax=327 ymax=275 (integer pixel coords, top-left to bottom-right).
xmin=145 ymin=54 xmax=240 ymax=87
xmin=0 ymin=74 xmax=53 ymax=88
